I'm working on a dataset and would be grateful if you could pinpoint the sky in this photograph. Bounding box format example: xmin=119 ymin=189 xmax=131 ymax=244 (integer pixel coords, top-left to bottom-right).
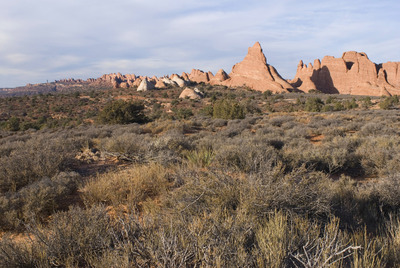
xmin=1 ymin=0 xmax=399 ymax=88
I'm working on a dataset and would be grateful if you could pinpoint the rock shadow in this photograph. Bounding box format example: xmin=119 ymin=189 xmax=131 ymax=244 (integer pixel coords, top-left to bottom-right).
xmin=311 ymin=66 xmax=339 ymax=94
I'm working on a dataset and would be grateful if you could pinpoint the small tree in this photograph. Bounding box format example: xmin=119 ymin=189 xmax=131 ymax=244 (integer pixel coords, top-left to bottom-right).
xmin=98 ymin=100 xmax=147 ymax=124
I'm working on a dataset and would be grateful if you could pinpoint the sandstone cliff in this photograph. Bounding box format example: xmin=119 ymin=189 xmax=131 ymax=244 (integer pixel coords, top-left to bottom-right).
xmin=291 ymin=52 xmax=400 ymax=96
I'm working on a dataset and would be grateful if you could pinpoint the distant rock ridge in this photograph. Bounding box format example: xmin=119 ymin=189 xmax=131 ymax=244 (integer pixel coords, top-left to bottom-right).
xmin=4 ymin=42 xmax=400 ymax=97
xmin=290 ymin=52 xmax=400 ymax=96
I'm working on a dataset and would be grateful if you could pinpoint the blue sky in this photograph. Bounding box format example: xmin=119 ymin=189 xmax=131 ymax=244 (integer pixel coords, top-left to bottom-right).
xmin=1 ymin=0 xmax=399 ymax=88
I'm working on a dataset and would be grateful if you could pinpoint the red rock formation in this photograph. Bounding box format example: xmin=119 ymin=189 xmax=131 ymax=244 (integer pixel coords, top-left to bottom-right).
xmin=132 ymin=78 xmax=142 ymax=87
xmin=189 ymin=69 xmax=210 ymax=83
xmin=292 ymin=51 xmax=400 ymax=96
xmin=155 ymin=79 xmax=167 ymax=89
xmin=181 ymin=72 xmax=190 ymax=81
xmin=209 ymin=69 xmax=229 ymax=85
xmin=221 ymin=42 xmax=294 ymax=92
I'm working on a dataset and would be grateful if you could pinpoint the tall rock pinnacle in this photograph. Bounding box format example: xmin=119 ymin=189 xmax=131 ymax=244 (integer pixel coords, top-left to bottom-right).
xmin=222 ymin=42 xmax=294 ymax=92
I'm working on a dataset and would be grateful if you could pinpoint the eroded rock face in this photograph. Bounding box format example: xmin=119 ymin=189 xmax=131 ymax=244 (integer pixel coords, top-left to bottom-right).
xmin=221 ymin=42 xmax=294 ymax=92
xmin=209 ymin=69 xmax=229 ymax=85
xmin=189 ymin=69 xmax=210 ymax=83
xmin=155 ymin=79 xmax=167 ymax=89
xmin=292 ymin=51 xmax=400 ymax=96
xmin=170 ymin=74 xmax=187 ymax=87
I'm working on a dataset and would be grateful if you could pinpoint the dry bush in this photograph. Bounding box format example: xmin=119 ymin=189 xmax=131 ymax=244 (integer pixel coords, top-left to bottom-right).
xmin=81 ymin=163 xmax=170 ymax=209
xmin=282 ymin=136 xmax=359 ymax=174
xmin=356 ymin=136 xmax=400 ymax=176
xmin=0 ymin=172 xmax=79 ymax=231
xmin=0 ymin=133 xmax=83 ymax=193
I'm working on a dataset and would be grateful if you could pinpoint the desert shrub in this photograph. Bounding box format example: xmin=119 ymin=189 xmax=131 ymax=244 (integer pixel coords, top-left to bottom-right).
xmin=290 ymin=217 xmax=360 ymax=267
xmin=98 ymin=100 xmax=147 ymax=124
xmin=0 ymin=134 xmax=82 ymax=193
xmin=322 ymin=104 xmax=334 ymax=112
xmin=269 ymin=115 xmax=294 ymax=127
xmin=212 ymin=98 xmax=245 ymax=119
xmin=263 ymin=90 xmax=273 ymax=98
xmin=99 ymin=132 xmax=149 ymax=159
xmin=211 ymin=118 xmax=228 ymax=128
xmin=214 ymin=140 xmax=279 ymax=173
xmin=333 ymin=101 xmax=346 ymax=111
xmin=0 ymin=172 xmax=79 ymax=231
xmin=5 ymin=117 xmax=21 ymax=131
xmin=356 ymin=136 xmax=400 ymax=176
xmin=361 ymin=96 xmax=373 ymax=109
xmin=283 ymin=136 xmax=359 ymax=174
xmin=219 ymin=118 xmax=252 ymax=137
xmin=184 ymin=147 xmax=215 ymax=168
xmin=173 ymin=107 xmax=193 ymax=119
xmin=344 ymin=98 xmax=359 ymax=109
xmin=305 ymin=97 xmax=324 ymax=112
xmin=379 ymin=95 xmax=399 ymax=110
xmin=81 ymin=163 xmax=169 ymax=209
xmin=22 ymin=206 xmax=118 ymax=267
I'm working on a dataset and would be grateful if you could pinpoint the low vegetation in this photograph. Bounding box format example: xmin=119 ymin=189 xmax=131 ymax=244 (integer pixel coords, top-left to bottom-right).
xmin=1 ymin=84 xmax=400 ymax=267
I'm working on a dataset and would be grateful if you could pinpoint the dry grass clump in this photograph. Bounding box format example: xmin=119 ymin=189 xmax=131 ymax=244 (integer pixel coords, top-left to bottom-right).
xmin=81 ymin=163 xmax=170 ymax=210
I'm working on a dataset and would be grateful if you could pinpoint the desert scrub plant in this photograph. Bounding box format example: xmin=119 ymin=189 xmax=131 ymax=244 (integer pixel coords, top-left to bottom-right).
xmin=351 ymin=228 xmax=387 ymax=267
xmin=0 ymin=134 xmax=82 ymax=193
xmin=98 ymin=100 xmax=148 ymax=124
xmin=305 ymin=97 xmax=324 ymax=112
xmin=212 ymin=98 xmax=245 ymax=119
xmin=379 ymin=95 xmax=399 ymax=110
xmin=290 ymin=217 xmax=361 ymax=267
xmin=255 ymin=210 xmax=289 ymax=267
xmin=27 ymin=205 xmax=117 ymax=267
xmin=0 ymin=172 xmax=79 ymax=231
xmin=81 ymin=163 xmax=170 ymax=210
xmin=184 ymin=147 xmax=215 ymax=168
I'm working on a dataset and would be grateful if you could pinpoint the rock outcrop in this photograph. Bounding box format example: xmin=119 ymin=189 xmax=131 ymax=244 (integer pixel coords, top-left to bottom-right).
xmin=189 ymin=69 xmax=210 ymax=83
xmin=221 ymin=42 xmax=294 ymax=92
xmin=291 ymin=52 xmax=400 ymax=96
xmin=179 ymin=87 xmax=203 ymax=100
xmin=209 ymin=69 xmax=229 ymax=85
xmin=155 ymin=79 xmax=167 ymax=89
xmin=137 ymin=78 xmax=155 ymax=91
xmin=170 ymin=74 xmax=187 ymax=87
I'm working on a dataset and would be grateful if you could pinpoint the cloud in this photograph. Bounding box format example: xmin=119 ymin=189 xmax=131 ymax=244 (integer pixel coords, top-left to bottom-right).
xmin=0 ymin=0 xmax=399 ymax=87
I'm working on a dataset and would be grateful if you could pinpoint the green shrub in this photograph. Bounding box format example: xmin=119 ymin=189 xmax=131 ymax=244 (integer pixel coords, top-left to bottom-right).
xmin=305 ymin=97 xmax=324 ymax=112
xmin=361 ymin=96 xmax=373 ymax=109
xmin=6 ymin=117 xmax=20 ymax=131
xmin=344 ymin=98 xmax=359 ymax=110
xmin=98 ymin=100 xmax=147 ymax=124
xmin=212 ymin=98 xmax=245 ymax=119
xmin=173 ymin=107 xmax=193 ymax=119
xmin=379 ymin=95 xmax=399 ymax=110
